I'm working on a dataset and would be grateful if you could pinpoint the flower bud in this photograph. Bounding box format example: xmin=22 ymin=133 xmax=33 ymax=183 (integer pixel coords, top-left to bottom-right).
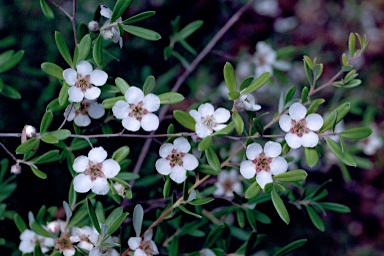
xmin=21 ymin=125 xmax=36 ymax=143
xmin=88 ymin=21 xmax=99 ymax=31
xmin=113 ymin=182 xmax=126 ymax=197
xmin=101 ymin=29 xmax=114 ymax=40
xmin=47 ymin=221 xmax=60 ymax=233
xmin=10 ymin=164 xmax=21 ymax=174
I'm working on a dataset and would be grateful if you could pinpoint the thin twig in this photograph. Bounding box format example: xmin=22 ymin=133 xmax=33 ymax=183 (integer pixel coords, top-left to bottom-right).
xmin=0 ymin=142 xmax=17 ymax=161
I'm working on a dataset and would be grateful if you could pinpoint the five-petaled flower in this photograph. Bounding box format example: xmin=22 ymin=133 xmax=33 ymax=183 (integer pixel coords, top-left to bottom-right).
xmin=100 ymin=5 xmax=123 ymax=48
xmin=63 ymin=61 xmax=108 ymax=103
xmin=64 ymin=100 xmax=105 ymax=127
xmin=73 ymin=147 xmax=120 ymax=195
xmin=213 ymin=169 xmax=243 ymax=198
xmin=189 ymin=103 xmax=230 ymax=138
xmin=240 ymin=141 xmax=288 ymax=189
xmin=128 ymin=230 xmax=159 ymax=256
xmin=279 ymin=102 xmax=324 ymax=149
xmin=70 ymin=226 xmax=98 ymax=252
xmin=19 ymin=229 xmax=55 ymax=254
xmin=155 ymin=137 xmax=198 ymax=184
xmin=112 ymin=86 xmax=160 ymax=132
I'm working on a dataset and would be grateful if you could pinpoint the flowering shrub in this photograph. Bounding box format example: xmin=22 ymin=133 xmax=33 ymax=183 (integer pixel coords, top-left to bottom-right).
xmin=0 ymin=0 xmax=383 ymax=255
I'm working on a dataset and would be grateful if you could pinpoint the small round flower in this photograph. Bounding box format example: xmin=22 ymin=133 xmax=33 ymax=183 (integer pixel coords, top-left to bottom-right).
xmin=240 ymin=141 xmax=288 ymax=189
xmin=189 ymin=103 xmax=230 ymax=138
xmin=213 ymin=169 xmax=243 ymax=198
xmin=64 ymin=100 xmax=105 ymax=127
xmin=88 ymin=21 xmax=99 ymax=31
xmin=11 ymin=163 xmax=22 ymax=174
xmin=155 ymin=137 xmax=198 ymax=184
xmin=100 ymin=5 xmax=123 ymax=48
xmin=234 ymin=94 xmax=261 ymax=112
xmin=112 ymin=86 xmax=160 ymax=132
xmin=70 ymin=226 xmax=98 ymax=252
xmin=73 ymin=147 xmax=121 ymax=195
xmin=63 ymin=61 xmax=108 ymax=103
xmin=128 ymin=230 xmax=159 ymax=256
xmin=19 ymin=229 xmax=55 ymax=254
xmin=21 ymin=124 xmax=36 ymax=143
xmin=279 ymin=103 xmax=324 ymax=149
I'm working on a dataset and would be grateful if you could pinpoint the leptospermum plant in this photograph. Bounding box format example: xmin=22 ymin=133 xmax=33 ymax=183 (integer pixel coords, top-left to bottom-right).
xmin=0 ymin=0 xmax=377 ymax=255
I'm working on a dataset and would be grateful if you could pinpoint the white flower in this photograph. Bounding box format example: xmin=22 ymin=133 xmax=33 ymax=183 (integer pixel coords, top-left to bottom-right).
xmin=240 ymin=141 xmax=288 ymax=189
xmin=64 ymin=100 xmax=105 ymax=127
xmin=100 ymin=5 xmax=123 ymax=48
xmin=189 ymin=103 xmax=230 ymax=138
xmin=155 ymin=137 xmax=198 ymax=184
xmin=213 ymin=169 xmax=243 ymax=198
xmin=73 ymin=147 xmax=121 ymax=195
xmin=358 ymin=124 xmax=383 ymax=155
xmin=279 ymin=103 xmax=324 ymax=149
xmin=234 ymin=94 xmax=261 ymax=112
xmin=19 ymin=229 xmax=55 ymax=254
xmin=112 ymin=86 xmax=160 ymax=132
xmin=253 ymin=0 xmax=279 ymax=17
xmin=63 ymin=61 xmax=108 ymax=103
xmin=113 ymin=182 xmax=126 ymax=197
xmin=21 ymin=124 xmax=36 ymax=143
xmin=128 ymin=230 xmax=159 ymax=256
xmin=70 ymin=226 xmax=98 ymax=252
xmin=11 ymin=164 xmax=22 ymax=174
xmin=90 ymin=247 xmax=120 ymax=256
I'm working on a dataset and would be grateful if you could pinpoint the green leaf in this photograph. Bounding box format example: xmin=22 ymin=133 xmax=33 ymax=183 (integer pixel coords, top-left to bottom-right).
xmin=40 ymin=0 xmax=54 ymax=20
xmin=228 ymin=91 xmax=240 ymax=100
xmin=158 ymin=92 xmax=184 ymax=104
xmin=188 ymin=198 xmax=214 ymax=206
xmin=272 ymin=239 xmax=308 ymax=256
xmin=204 ymin=225 xmax=225 ymax=248
xmin=121 ymin=25 xmax=161 ymax=41
xmin=30 ymin=221 xmax=53 ymax=238
xmin=179 ymin=204 xmax=202 ymax=218
xmin=0 ymin=84 xmax=21 ymax=99
xmin=303 ymin=56 xmax=314 ymax=69
xmin=306 ymin=205 xmax=325 ymax=231
xmin=14 ymin=213 xmax=27 ymax=233
xmin=133 ymin=204 xmax=144 ymax=236
xmin=240 ymin=72 xmax=270 ymax=95
xmin=122 ymin=11 xmax=156 ymax=25
xmin=239 ymin=76 xmax=254 ymax=92
xmin=102 ymin=96 xmax=125 ymax=109
xmin=205 ymin=147 xmax=221 ymax=172
xmin=107 ymin=212 xmax=129 ymax=235
xmin=87 ymin=198 xmax=101 ymax=234
xmin=163 ymin=176 xmax=171 ymax=198
xmin=303 ymin=61 xmax=313 ymax=86
xmin=40 ymin=133 xmax=59 ymax=144
xmin=77 ymin=34 xmax=92 ymax=63
xmin=30 ymin=165 xmax=47 ymax=179
xmin=313 ymin=64 xmax=323 ymax=80
xmin=59 ymin=82 xmax=70 ymax=106
xmin=143 ymin=75 xmax=156 ymax=95
xmin=348 ymin=33 xmax=356 ymax=57
xmin=339 ymin=127 xmax=372 ymax=139
xmin=301 ymin=87 xmax=309 ymax=103
xmin=198 ymin=136 xmax=212 ymax=151
xmin=41 ymin=62 xmax=63 ymax=80
xmin=245 ymin=181 xmax=261 ymax=199
xmin=245 ymin=209 xmax=257 ymax=232
xmin=284 ymin=86 xmax=296 ymax=105
xmin=304 ymin=147 xmax=319 ymax=167
xmin=112 ymin=146 xmax=130 ymax=163
xmin=232 ymin=111 xmax=244 ymax=135
xmin=16 ymin=138 xmax=38 ymax=154
xmin=93 ymin=35 xmax=103 ymax=66
xmin=48 ymin=129 xmax=71 ymax=141
xmin=175 ymin=20 xmax=203 ymax=41
xmin=254 ymin=210 xmax=271 ymax=224
xmin=325 ymin=138 xmax=356 ymax=167
xmin=320 ymin=103 xmax=350 ymax=132
xmin=271 ymin=187 xmax=289 ymax=224
xmin=273 ymin=170 xmax=307 ymax=182
xmin=105 ymin=207 xmax=123 ymax=231
xmin=319 ymin=202 xmax=351 ymax=213
xmin=213 ymin=121 xmax=234 ymax=136
xmin=40 ymin=111 xmax=53 ymax=133
xmin=30 ymin=150 xmax=60 ymax=164
xmin=116 ymin=172 xmax=139 ymax=181
xmin=306 ymin=98 xmax=325 ymax=114
xmin=173 ymin=110 xmax=196 ymax=131
xmin=0 ymin=50 xmax=24 ymax=73
xmin=55 ymin=32 xmax=72 ymax=67
xmin=110 ymin=0 xmax=133 ymax=23
xmin=236 ymin=208 xmax=245 ymax=228
xmin=179 ymin=39 xmax=196 ymax=55
xmin=224 ymin=62 xmax=237 ymax=93
xmin=115 ymin=77 xmax=130 ymax=94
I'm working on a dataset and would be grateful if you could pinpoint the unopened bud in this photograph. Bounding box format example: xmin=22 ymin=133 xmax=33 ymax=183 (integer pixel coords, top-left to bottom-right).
xmin=191 ymin=132 xmax=201 ymax=142
xmin=102 ymin=29 xmax=114 ymax=40
xmin=11 ymin=164 xmax=21 ymax=174
xmin=88 ymin=21 xmax=99 ymax=31
xmin=47 ymin=221 xmax=60 ymax=233
xmin=21 ymin=125 xmax=36 ymax=143
xmin=113 ymin=182 xmax=126 ymax=197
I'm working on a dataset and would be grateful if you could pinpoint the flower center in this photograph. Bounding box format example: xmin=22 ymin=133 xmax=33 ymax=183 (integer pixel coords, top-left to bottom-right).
xmin=57 ymin=233 xmax=73 ymax=250
xmin=290 ymin=119 xmax=309 ymax=137
xmin=129 ymin=102 xmax=148 ymax=121
xmin=201 ymin=115 xmax=216 ymax=129
xmin=75 ymin=101 xmax=91 ymax=116
xmin=252 ymin=153 xmax=272 ymax=173
xmin=140 ymin=240 xmax=156 ymax=254
xmin=76 ymin=75 xmax=91 ymax=92
xmin=84 ymin=162 xmax=104 ymax=181
xmin=222 ymin=178 xmax=235 ymax=192
xmin=166 ymin=149 xmax=185 ymax=167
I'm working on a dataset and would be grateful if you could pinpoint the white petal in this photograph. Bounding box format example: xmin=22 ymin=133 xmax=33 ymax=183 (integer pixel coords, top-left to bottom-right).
xmin=73 ymin=174 xmax=92 ymax=193
xmin=125 ymin=86 xmax=144 ymax=104
xmin=68 ymin=87 xmax=84 ymax=103
xmin=213 ymin=108 xmax=230 ymax=123
xmin=102 ymin=159 xmax=120 ymax=178
xmin=148 ymin=241 xmax=159 ymax=254
xmin=63 ymin=69 xmax=77 ymax=86
xmin=256 ymin=171 xmax=273 ymax=189
xmin=64 ymin=104 xmax=76 ymax=121
xmin=74 ymin=114 xmax=91 ymax=127
xmin=189 ymin=109 xmax=201 ymax=122
xmin=285 ymin=133 xmax=301 ymax=149
xmin=84 ymin=87 xmax=101 ymax=100
xmin=73 ymin=156 xmax=89 ymax=173
xmin=264 ymin=141 xmax=282 ymax=158
xmin=128 ymin=237 xmax=142 ymax=250
xmin=89 ymin=248 xmax=100 ymax=256
xmin=112 ymin=101 xmax=130 ymax=119
xmin=143 ymin=94 xmax=160 ymax=112
xmin=279 ymin=114 xmax=292 ymax=132
xmin=289 ymin=103 xmax=307 ymax=121
xmin=198 ymin=103 xmax=214 ymax=117
xmin=77 ymin=241 xmax=94 ymax=251
xmin=88 ymin=147 xmax=107 ymax=163
xmin=173 ymin=137 xmax=191 ymax=153
xmin=212 ymin=124 xmax=227 ymax=131
xmin=134 ymin=249 xmax=147 ymax=256
xmin=273 ymin=60 xmax=291 ymax=71
xmin=143 ymin=229 xmax=153 ymax=240
xmin=155 ymin=158 xmax=172 ymax=175
xmin=170 ymin=165 xmax=187 ymax=184
xmin=270 ymin=156 xmax=288 ymax=175
xmin=141 ymin=114 xmax=159 ymax=131
xmin=91 ymin=177 xmax=109 ymax=195
xmin=90 ymin=70 xmax=108 ymax=86
xmin=232 ymin=182 xmax=243 ymax=194
xmin=301 ymin=131 xmax=319 ymax=148
xmin=246 ymin=143 xmax=262 ymax=160
xmin=213 ymin=184 xmax=225 ymax=196
xmin=122 ymin=117 xmax=141 ymax=132
xmin=88 ymin=103 xmax=105 ymax=119
xmin=195 ymin=122 xmax=212 ymax=138
xmin=159 ymin=143 xmax=174 ymax=158
xmin=100 ymin=5 xmax=112 ymax=18
xmin=306 ymin=114 xmax=324 ymax=131
xmin=240 ymin=160 xmax=256 ymax=179
xmin=182 ymin=153 xmax=198 ymax=170
xmin=76 ymin=61 xmax=93 ymax=76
